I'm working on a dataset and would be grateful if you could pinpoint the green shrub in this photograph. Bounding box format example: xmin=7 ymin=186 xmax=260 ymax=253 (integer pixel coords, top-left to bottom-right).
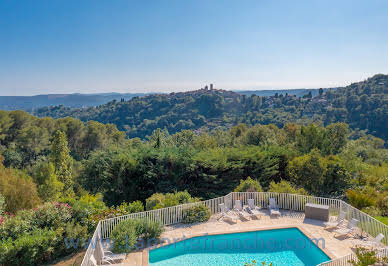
xmin=0 ymin=229 xmax=58 ymax=265
xmin=32 ymin=202 xmax=72 ymax=229
xmin=146 ymin=191 xmax=198 ymax=210
xmin=57 ymin=221 xmax=89 ymax=257
xmin=110 ymin=218 xmax=164 ymax=253
xmin=145 ymin=193 xmax=165 ymax=210
xmin=110 ymin=220 xmax=137 ymax=253
xmin=375 ymin=216 xmax=388 ymax=226
xmin=134 ymin=219 xmax=164 ymax=240
xmin=268 ymin=180 xmax=308 ymax=195
xmin=349 ymin=247 xmax=388 ymax=265
xmin=0 ymin=210 xmax=35 ymax=240
xmin=0 ymin=193 xmax=5 ymax=215
xmin=234 ymin=177 xmax=263 ymax=192
xmin=347 ymin=190 xmax=376 ymax=210
xmin=116 ymin=200 xmax=144 ymax=214
xmin=183 ymin=204 xmax=211 ymax=224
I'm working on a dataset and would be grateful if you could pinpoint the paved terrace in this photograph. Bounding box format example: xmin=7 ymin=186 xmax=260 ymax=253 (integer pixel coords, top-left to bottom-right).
xmin=123 ymin=210 xmax=362 ymax=265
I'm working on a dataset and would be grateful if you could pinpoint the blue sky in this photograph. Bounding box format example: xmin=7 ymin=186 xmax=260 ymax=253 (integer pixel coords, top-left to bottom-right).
xmin=0 ymin=0 xmax=387 ymax=96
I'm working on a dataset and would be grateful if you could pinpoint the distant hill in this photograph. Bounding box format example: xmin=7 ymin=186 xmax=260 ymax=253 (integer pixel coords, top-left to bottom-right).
xmin=237 ymin=88 xmax=330 ymax=97
xmin=0 ymin=92 xmax=151 ymax=111
xmin=0 ymin=89 xmax=327 ymax=111
xmin=32 ymin=74 xmax=388 ymax=142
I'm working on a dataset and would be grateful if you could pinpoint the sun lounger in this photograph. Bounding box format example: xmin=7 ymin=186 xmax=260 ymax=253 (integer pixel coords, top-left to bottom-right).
xmin=268 ymin=198 xmax=281 ymax=216
xmin=334 ymin=218 xmax=359 ymax=238
xmin=353 ymin=233 xmax=385 ymax=249
xmin=218 ymin=203 xmax=238 ymax=223
xmin=95 ymin=236 xmax=126 ymax=265
xmin=234 ymin=200 xmax=252 ymax=220
xmin=246 ymin=199 xmax=264 ymax=218
xmin=324 ymin=211 xmax=346 ymax=229
xmin=90 ymin=254 xmax=124 ymax=266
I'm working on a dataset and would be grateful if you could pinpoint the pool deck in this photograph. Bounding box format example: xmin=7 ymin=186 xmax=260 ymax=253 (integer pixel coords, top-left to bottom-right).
xmin=122 ymin=210 xmax=365 ymax=265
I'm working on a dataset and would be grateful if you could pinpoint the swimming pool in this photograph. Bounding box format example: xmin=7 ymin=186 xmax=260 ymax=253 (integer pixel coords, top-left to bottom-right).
xmin=149 ymin=227 xmax=330 ymax=266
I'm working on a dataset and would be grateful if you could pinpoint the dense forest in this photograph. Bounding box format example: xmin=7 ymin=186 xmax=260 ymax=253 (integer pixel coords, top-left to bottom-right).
xmin=34 ymin=74 xmax=388 ymax=143
xmin=0 ymin=75 xmax=387 ymax=264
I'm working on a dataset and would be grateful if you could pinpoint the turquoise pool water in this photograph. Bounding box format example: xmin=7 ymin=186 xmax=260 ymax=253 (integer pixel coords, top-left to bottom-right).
xmin=149 ymin=228 xmax=330 ymax=266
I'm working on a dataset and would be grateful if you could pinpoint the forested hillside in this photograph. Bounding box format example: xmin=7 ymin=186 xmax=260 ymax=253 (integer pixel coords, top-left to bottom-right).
xmin=34 ymin=74 xmax=388 ymax=142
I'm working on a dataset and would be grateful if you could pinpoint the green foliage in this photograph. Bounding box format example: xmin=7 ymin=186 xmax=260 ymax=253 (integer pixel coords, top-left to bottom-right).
xmin=0 ymin=228 xmax=58 ymax=266
xmin=346 ymin=190 xmax=376 ymax=210
xmin=349 ymin=247 xmax=388 ymax=265
xmin=33 ymin=74 xmax=388 ymax=144
xmin=268 ymin=180 xmax=308 ymax=195
xmin=288 ymin=150 xmax=350 ymax=196
xmin=110 ymin=218 xmax=164 ymax=253
xmin=63 ymin=193 xmax=107 ymax=231
xmin=0 ymin=211 xmax=34 ymax=240
xmin=146 ymin=191 xmax=198 ymax=210
xmin=322 ymin=123 xmax=349 ymax=155
xmin=0 ymin=200 xmax=89 ymax=265
xmin=0 ymin=193 xmax=4 ymax=215
xmin=110 ymin=220 xmax=138 ymax=253
xmin=33 ymin=162 xmax=64 ymax=201
xmin=234 ymin=177 xmax=263 ymax=192
xmin=375 ymin=216 xmax=388 ymax=226
xmin=183 ymin=204 xmax=211 ymax=224
xmin=116 ymin=200 xmax=144 ymax=214
xmin=0 ymin=162 xmax=41 ymax=213
xmin=297 ymin=124 xmax=325 ymax=154
xmin=133 ymin=219 xmax=164 ymax=240
xmin=50 ymin=130 xmax=73 ymax=196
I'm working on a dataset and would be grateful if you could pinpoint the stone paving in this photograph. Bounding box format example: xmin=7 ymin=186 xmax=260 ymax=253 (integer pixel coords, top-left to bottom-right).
xmin=122 ymin=210 xmax=365 ymax=265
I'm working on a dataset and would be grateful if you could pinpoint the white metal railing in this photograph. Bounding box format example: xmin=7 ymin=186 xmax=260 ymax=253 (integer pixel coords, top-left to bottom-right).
xmin=317 ymin=248 xmax=388 ymax=265
xmin=81 ymin=221 xmax=101 ymax=266
xmin=81 ymin=192 xmax=388 ymax=266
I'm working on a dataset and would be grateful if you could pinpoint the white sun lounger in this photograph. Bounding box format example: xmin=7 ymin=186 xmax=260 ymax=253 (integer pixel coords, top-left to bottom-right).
xmin=246 ymin=199 xmax=264 ymax=218
xmin=95 ymin=236 xmax=126 ymax=265
xmin=334 ymin=218 xmax=359 ymax=238
xmin=218 ymin=203 xmax=238 ymax=223
xmin=353 ymin=233 xmax=385 ymax=249
xmin=90 ymin=254 xmax=124 ymax=266
xmin=324 ymin=211 xmax=346 ymax=229
xmin=234 ymin=200 xmax=252 ymax=220
xmin=268 ymin=198 xmax=281 ymax=216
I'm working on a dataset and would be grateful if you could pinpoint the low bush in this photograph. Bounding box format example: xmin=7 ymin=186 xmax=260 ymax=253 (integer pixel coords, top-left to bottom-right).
xmin=32 ymin=202 xmax=72 ymax=229
xmin=268 ymin=180 xmax=308 ymax=195
xmin=146 ymin=191 xmax=198 ymax=210
xmin=234 ymin=177 xmax=263 ymax=192
xmin=110 ymin=220 xmax=137 ymax=253
xmin=0 ymin=200 xmax=89 ymax=264
xmin=110 ymin=218 xmax=164 ymax=253
xmin=0 ymin=228 xmax=58 ymax=265
xmin=117 ymin=200 xmax=144 ymax=214
xmin=0 ymin=210 xmax=34 ymax=240
xmin=57 ymin=221 xmax=89 ymax=257
xmin=87 ymin=200 xmax=145 ymax=231
xmin=134 ymin=219 xmax=164 ymax=240
xmin=183 ymin=204 xmax=211 ymax=224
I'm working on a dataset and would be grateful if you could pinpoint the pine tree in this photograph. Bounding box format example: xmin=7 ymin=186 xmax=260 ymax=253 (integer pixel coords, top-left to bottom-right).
xmin=50 ymin=130 xmax=73 ymax=196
